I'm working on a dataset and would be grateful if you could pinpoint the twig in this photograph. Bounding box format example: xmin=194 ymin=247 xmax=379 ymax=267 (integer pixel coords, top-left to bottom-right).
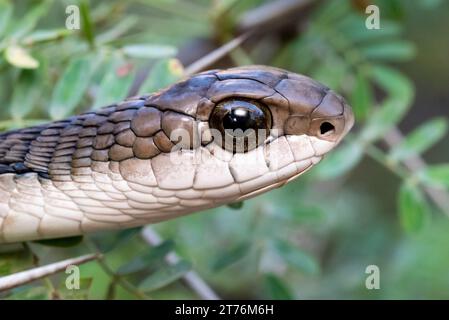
xmin=141 ymin=227 xmax=220 ymax=300
xmin=95 ymin=253 xmax=150 ymax=300
xmin=84 ymin=237 xmax=150 ymax=299
xmin=0 ymin=254 xmax=99 ymax=292
xmin=183 ymin=32 xmax=252 ymax=76
xmin=363 ymin=142 xmax=410 ymax=180
xmin=237 ymin=0 xmax=314 ymax=32
xmin=383 ymin=128 xmax=449 ymax=215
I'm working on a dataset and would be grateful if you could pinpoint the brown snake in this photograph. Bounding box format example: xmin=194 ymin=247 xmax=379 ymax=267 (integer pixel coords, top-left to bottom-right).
xmin=0 ymin=65 xmax=354 ymax=243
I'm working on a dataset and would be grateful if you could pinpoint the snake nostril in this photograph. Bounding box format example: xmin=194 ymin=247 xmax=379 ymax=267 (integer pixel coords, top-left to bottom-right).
xmin=319 ymin=121 xmax=335 ymax=136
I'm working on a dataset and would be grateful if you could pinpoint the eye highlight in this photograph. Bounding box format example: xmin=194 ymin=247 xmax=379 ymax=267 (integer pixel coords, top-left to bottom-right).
xmin=209 ymin=99 xmax=272 ymax=152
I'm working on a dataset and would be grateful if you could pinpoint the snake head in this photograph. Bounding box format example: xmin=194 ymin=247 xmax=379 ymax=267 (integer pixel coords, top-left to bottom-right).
xmin=143 ymin=65 xmax=354 ymax=203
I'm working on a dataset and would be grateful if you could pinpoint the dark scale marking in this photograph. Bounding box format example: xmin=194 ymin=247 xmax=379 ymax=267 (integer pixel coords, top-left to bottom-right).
xmin=12 ymin=163 xmax=30 ymax=174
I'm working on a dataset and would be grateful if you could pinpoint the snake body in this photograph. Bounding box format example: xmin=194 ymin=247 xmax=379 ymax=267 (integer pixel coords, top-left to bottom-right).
xmin=0 ymin=66 xmax=354 ymax=243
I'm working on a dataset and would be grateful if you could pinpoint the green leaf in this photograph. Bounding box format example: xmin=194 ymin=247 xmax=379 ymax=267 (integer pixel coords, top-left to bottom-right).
xmin=0 ymin=118 xmax=48 ymax=131
xmin=360 ymin=41 xmax=416 ymax=62
xmin=288 ymin=206 xmax=325 ymax=224
xmin=0 ymin=245 xmax=34 ymax=276
xmin=122 ymin=44 xmax=177 ymax=59
xmin=138 ymin=260 xmax=191 ymax=292
xmin=273 ymin=239 xmax=319 ymax=275
xmin=140 ymin=58 xmax=184 ymax=94
xmin=49 ymin=56 xmax=95 ymax=120
xmin=8 ymin=1 xmax=51 ymax=40
xmin=419 ymin=164 xmax=449 ymax=189
xmin=380 ymin=0 xmax=404 ymax=19
xmin=33 ymin=235 xmax=84 ymax=247
xmin=4 ymin=45 xmax=39 ymax=69
xmin=79 ymin=0 xmax=95 ymax=48
xmin=350 ymin=71 xmax=373 ymax=121
xmin=311 ymin=54 xmax=348 ymax=90
xmin=398 ymin=181 xmax=430 ymax=233
xmin=361 ymin=65 xmax=414 ymax=142
xmin=264 ymin=274 xmax=293 ymax=299
xmin=6 ymin=286 xmax=49 ymax=300
xmin=116 ymin=240 xmax=174 ymax=276
xmin=92 ymin=58 xmax=135 ymax=109
xmin=96 ymin=16 xmax=138 ymax=44
xmin=341 ymin=20 xmax=402 ymax=43
xmin=59 ymin=277 xmax=93 ymax=299
xmin=373 ymin=63 xmax=414 ymax=101
xmin=227 ymin=201 xmax=244 ymax=210
xmin=9 ymin=68 xmax=44 ymax=119
xmin=314 ymin=0 xmax=349 ymax=25
xmin=0 ymin=0 xmax=13 ymax=38
xmin=211 ymin=242 xmax=250 ymax=271
xmin=22 ymin=29 xmax=72 ymax=46
xmin=90 ymin=227 xmax=141 ymax=253
xmin=137 ymin=0 xmax=205 ymax=21
xmin=419 ymin=0 xmax=443 ymax=9
xmin=313 ymin=140 xmax=363 ymax=179
xmin=0 ymin=243 xmax=25 ymax=254
xmin=389 ymin=118 xmax=448 ymax=161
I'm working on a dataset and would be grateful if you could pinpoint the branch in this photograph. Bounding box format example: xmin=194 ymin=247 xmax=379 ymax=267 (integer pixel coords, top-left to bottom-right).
xmin=141 ymin=227 xmax=220 ymax=300
xmin=184 ymin=32 xmax=251 ymax=76
xmin=237 ymin=0 xmax=315 ymax=32
xmin=0 ymin=253 xmax=99 ymax=292
xmin=383 ymin=128 xmax=449 ymax=215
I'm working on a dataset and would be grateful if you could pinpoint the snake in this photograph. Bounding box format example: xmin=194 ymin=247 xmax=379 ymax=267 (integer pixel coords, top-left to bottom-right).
xmin=0 ymin=65 xmax=354 ymax=244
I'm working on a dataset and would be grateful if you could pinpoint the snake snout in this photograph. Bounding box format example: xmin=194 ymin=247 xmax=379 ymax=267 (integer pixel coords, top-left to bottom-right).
xmin=309 ymin=91 xmax=354 ymax=142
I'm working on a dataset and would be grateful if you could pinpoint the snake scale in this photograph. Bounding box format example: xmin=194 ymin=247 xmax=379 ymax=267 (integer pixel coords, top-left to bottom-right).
xmin=0 ymin=66 xmax=354 ymax=243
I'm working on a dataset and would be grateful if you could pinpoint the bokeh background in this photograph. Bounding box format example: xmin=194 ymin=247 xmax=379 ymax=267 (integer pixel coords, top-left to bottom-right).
xmin=1 ymin=0 xmax=449 ymax=299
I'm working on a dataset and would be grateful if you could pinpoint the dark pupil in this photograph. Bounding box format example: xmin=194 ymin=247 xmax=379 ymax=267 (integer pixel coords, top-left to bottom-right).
xmin=222 ymin=104 xmax=265 ymax=132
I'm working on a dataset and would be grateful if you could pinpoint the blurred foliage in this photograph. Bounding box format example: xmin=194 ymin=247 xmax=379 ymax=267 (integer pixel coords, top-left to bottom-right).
xmin=0 ymin=0 xmax=449 ymax=300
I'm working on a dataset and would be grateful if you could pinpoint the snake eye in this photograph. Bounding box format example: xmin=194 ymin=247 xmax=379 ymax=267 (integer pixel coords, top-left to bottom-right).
xmin=209 ymin=99 xmax=272 ymax=152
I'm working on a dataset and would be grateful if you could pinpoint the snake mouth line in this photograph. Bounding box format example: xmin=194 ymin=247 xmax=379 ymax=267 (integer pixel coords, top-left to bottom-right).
xmin=233 ymin=154 xmax=322 ymax=203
